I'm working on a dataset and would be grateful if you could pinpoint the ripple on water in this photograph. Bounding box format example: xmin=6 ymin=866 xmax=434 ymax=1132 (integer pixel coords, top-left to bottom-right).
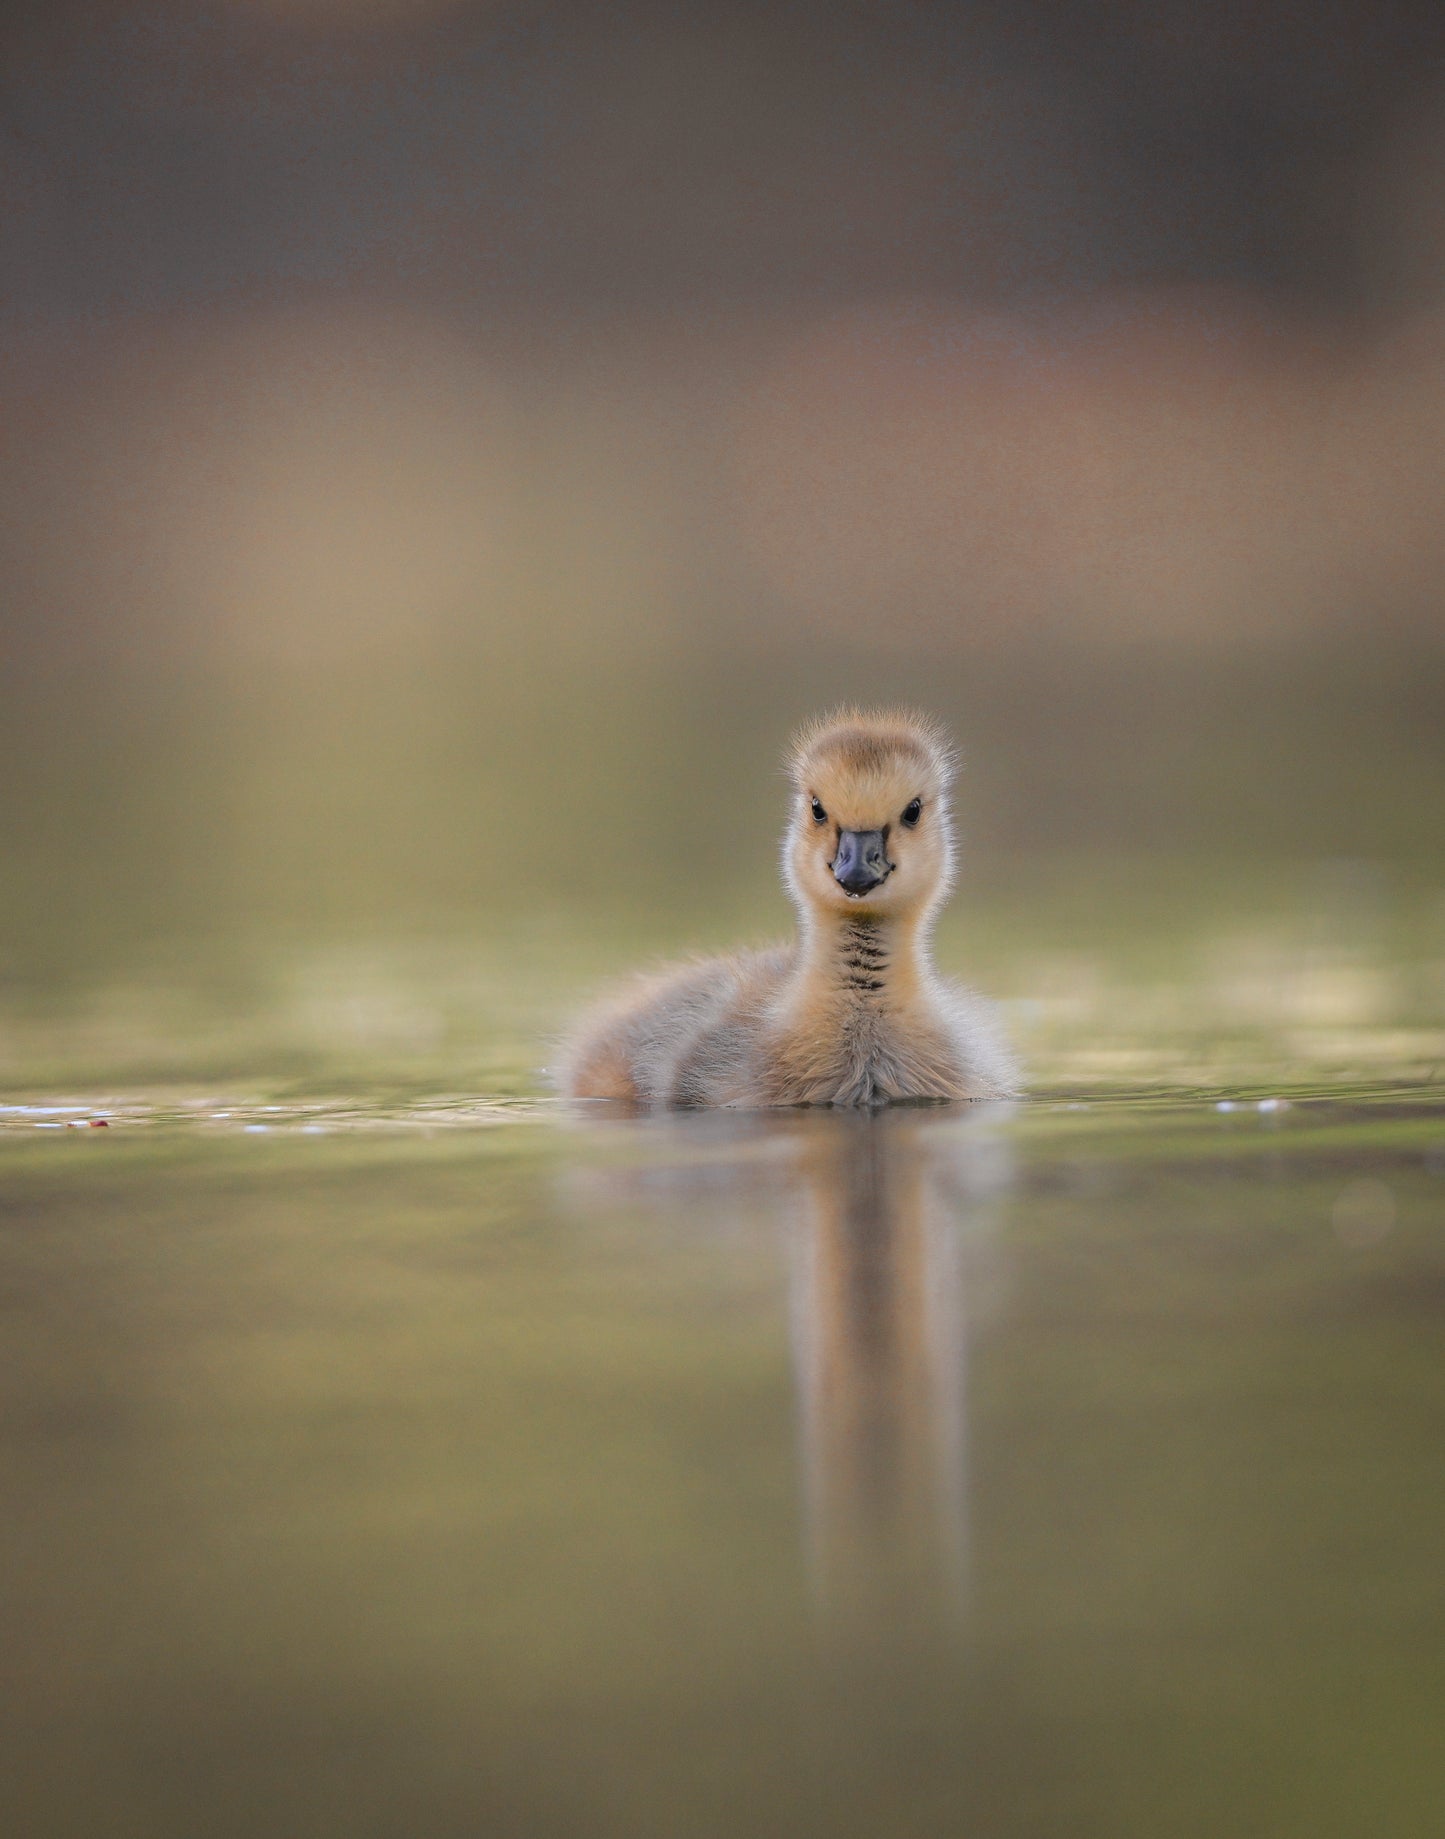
xmin=0 ymin=1092 xmax=557 ymax=1135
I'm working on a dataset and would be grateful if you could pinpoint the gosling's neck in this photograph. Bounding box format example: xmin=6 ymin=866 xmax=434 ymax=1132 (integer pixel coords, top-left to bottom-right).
xmin=793 ymin=903 xmax=934 ymax=1012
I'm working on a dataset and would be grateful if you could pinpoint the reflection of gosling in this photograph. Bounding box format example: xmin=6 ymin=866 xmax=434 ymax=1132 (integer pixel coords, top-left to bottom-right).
xmin=558 ymin=709 xmax=1018 ymax=1107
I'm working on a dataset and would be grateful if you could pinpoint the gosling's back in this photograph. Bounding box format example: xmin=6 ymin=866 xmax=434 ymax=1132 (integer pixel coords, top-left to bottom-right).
xmin=559 ymin=946 xmax=794 ymax=1106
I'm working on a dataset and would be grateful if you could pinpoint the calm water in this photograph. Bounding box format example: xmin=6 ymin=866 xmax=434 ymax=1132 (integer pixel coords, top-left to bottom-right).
xmin=2 ymin=1005 xmax=1443 ymax=1836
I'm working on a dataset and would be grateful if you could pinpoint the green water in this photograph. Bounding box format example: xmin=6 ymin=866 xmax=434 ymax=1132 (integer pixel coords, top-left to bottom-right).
xmin=2 ymin=941 xmax=1443 ymax=1838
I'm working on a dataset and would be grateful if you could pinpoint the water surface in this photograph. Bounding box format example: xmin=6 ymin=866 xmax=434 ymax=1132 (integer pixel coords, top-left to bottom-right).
xmin=3 ymin=1037 xmax=1442 ymax=1837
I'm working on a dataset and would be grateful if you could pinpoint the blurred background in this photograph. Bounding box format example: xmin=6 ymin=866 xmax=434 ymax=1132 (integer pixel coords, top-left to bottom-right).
xmin=3 ymin=0 xmax=1445 ymax=1074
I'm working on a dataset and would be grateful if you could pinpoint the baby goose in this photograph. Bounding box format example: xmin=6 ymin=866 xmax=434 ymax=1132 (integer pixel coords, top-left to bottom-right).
xmin=559 ymin=709 xmax=1018 ymax=1107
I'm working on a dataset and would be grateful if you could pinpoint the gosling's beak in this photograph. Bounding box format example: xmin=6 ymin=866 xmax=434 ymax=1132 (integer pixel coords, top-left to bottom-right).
xmin=831 ymin=829 xmax=890 ymax=895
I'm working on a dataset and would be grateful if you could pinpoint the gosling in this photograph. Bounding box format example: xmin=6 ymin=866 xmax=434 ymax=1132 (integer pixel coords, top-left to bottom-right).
xmin=558 ymin=708 xmax=1018 ymax=1107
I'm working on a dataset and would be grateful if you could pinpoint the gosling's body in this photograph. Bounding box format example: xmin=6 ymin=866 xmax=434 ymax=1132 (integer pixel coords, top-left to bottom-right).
xmin=559 ymin=710 xmax=1018 ymax=1108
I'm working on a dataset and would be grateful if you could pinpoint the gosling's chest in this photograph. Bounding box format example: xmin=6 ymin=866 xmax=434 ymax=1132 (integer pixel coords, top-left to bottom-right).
xmin=771 ymin=995 xmax=958 ymax=1105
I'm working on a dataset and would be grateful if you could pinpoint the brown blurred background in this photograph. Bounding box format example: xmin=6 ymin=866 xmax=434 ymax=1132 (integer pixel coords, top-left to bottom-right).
xmin=3 ymin=0 xmax=1444 ymax=997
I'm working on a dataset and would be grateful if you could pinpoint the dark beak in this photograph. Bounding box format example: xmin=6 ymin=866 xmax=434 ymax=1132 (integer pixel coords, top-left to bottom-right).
xmin=831 ymin=828 xmax=890 ymax=895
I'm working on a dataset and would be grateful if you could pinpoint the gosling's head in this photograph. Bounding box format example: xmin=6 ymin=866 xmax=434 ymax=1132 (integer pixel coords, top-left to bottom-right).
xmin=784 ymin=708 xmax=957 ymax=924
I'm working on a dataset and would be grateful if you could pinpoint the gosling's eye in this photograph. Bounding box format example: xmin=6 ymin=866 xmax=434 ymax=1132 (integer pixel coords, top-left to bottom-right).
xmin=901 ymin=798 xmax=923 ymax=827
xmin=810 ymin=797 xmax=828 ymax=825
